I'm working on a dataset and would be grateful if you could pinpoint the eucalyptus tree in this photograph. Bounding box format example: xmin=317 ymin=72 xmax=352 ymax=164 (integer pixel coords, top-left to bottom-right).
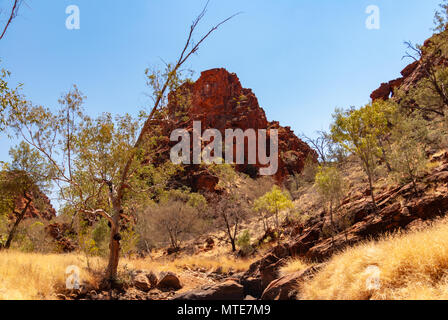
xmin=331 ymin=101 xmax=394 ymax=210
xmin=9 ymin=2 xmax=239 ymax=282
xmin=0 ymin=141 xmax=52 ymax=249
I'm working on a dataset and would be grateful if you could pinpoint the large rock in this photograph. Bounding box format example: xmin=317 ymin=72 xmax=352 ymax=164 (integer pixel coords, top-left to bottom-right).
xmin=6 ymin=173 xmax=57 ymax=221
xmin=152 ymin=68 xmax=317 ymax=191
xmin=157 ymin=272 xmax=182 ymax=290
xmin=240 ymin=276 xmax=263 ymax=298
xmin=132 ymin=271 xmax=158 ymax=292
xmin=261 ymin=264 xmax=324 ymax=300
xmin=174 ymin=280 xmax=244 ymax=300
xmin=240 ymin=246 xmax=290 ymax=298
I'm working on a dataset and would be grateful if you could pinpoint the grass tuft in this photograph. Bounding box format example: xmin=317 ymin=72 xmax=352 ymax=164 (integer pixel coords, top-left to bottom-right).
xmin=300 ymin=217 xmax=448 ymax=300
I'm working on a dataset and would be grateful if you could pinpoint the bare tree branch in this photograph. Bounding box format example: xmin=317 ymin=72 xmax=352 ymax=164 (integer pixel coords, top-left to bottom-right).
xmin=118 ymin=2 xmax=240 ymax=199
xmin=81 ymin=209 xmax=115 ymax=226
xmin=0 ymin=0 xmax=22 ymax=41
xmin=402 ymin=41 xmax=422 ymax=62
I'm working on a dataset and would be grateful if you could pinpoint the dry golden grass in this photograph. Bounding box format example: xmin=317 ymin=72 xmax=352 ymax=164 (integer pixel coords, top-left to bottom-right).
xmin=300 ymin=217 xmax=448 ymax=300
xmin=124 ymin=254 xmax=256 ymax=274
xmin=279 ymin=258 xmax=310 ymax=277
xmin=0 ymin=248 xmax=256 ymax=300
xmin=0 ymin=251 xmax=103 ymax=300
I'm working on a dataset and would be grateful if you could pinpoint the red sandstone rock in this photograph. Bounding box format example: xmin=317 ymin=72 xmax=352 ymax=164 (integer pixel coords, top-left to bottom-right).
xmin=12 ymin=191 xmax=56 ymax=221
xmin=46 ymin=223 xmax=77 ymax=252
xmin=370 ymin=31 xmax=448 ymax=102
xmin=158 ymin=68 xmax=317 ymax=191
xmin=261 ymin=264 xmax=324 ymax=300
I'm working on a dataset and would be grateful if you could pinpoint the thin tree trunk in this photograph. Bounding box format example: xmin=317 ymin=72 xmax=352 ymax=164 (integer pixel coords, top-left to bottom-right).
xmin=329 ymin=201 xmax=334 ymax=247
xmin=365 ymin=164 xmax=377 ymax=211
xmin=106 ymin=211 xmax=121 ymax=281
xmin=232 ymin=219 xmax=239 ymax=252
xmin=275 ymin=209 xmax=279 ymax=230
xmin=165 ymin=225 xmax=176 ymax=249
xmin=3 ymin=195 xmax=32 ymax=250
xmin=230 ymin=238 xmax=236 ymax=252
xmin=379 ymin=142 xmax=392 ymax=173
xmin=368 ymin=175 xmax=377 ymax=210
xmin=223 ymin=213 xmax=237 ymax=252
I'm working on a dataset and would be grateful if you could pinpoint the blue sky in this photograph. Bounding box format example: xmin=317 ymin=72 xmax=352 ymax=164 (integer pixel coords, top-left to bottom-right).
xmin=0 ymin=0 xmax=441 ymax=163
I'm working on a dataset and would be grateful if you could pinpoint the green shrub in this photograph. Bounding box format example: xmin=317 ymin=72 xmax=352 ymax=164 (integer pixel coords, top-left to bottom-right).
xmin=236 ymin=230 xmax=253 ymax=256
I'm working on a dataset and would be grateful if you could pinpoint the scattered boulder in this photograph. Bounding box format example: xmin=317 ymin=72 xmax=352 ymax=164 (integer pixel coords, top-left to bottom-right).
xmin=174 ymin=280 xmax=244 ymax=300
xmin=56 ymin=293 xmax=67 ymax=300
xmin=157 ymin=272 xmax=182 ymax=290
xmin=260 ymin=259 xmax=286 ymax=289
xmin=132 ymin=271 xmax=158 ymax=292
xmin=241 ymin=276 xmax=263 ymax=298
xmin=261 ymin=264 xmax=324 ymax=300
xmin=240 ymin=248 xmax=289 ymax=298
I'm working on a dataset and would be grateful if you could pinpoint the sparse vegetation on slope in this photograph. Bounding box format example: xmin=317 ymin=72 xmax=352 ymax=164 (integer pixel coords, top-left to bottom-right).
xmin=300 ymin=217 xmax=448 ymax=300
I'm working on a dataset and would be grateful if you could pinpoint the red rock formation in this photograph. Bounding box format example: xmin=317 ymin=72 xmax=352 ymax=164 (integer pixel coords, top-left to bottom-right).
xmin=2 ymin=170 xmax=56 ymax=222
xmin=13 ymin=191 xmax=56 ymax=221
xmin=370 ymin=62 xmax=418 ymax=101
xmin=156 ymin=68 xmax=317 ymax=191
xmin=46 ymin=223 xmax=76 ymax=252
xmin=370 ymin=31 xmax=448 ymax=102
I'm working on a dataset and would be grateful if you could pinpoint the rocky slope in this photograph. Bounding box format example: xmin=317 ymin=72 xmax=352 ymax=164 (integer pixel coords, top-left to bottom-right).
xmin=236 ymin=151 xmax=448 ymax=299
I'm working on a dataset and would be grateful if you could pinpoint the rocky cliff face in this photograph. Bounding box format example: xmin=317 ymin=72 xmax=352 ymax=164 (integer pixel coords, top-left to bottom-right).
xmin=154 ymin=68 xmax=317 ymax=191
xmin=371 ymin=31 xmax=448 ymax=101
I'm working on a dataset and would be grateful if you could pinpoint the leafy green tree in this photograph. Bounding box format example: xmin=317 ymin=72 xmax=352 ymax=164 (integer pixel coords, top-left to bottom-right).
xmin=213 ymin=191 xmax=249 ymax=252
xmin=388 ymin=111 xmax=429 ymax=193
xmin=314 ymin=165 xmax=345 ymax=233
xmin=434 ymin=0 xmax=448 ymax=33
xmin=9 ymin=87 xmax=179 ymax=280
xmin=0 ymin=67 xmax=23 ymax=131
xmin=331 ymin=101 xmax=394 ymax=209
xmin=396 ymin=58 xmax=448 ymax=118
xmin=0 ymin=142 xmax=52 ymax=249
xmin=254 ymin=196 xmax=272 ymax=232
xmin=254 ymin=186 xmax=293 ymax=231
xmin=8 ymin=3 xmax=238 ymax=282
